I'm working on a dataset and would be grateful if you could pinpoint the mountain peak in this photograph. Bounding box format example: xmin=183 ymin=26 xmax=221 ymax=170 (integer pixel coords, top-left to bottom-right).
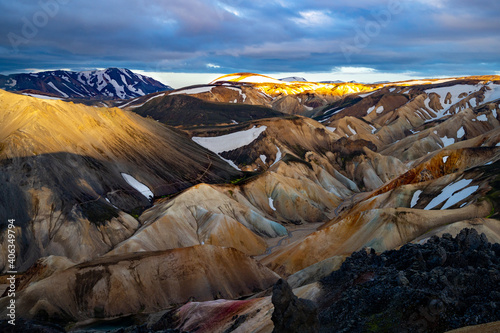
xmin=279 ymin=76 xmax=308 ymax=82
xmin=210 ymin=72 xmax=283 ymax=84
xmin=0 ymin=68 xmax=172 ymax=100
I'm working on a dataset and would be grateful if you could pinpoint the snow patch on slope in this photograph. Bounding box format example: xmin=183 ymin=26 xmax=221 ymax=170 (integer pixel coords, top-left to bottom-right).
xmin=424 ymin=84 xmax=481 ymax=119
xmin=192 ymin=126 xmax=267 ymax=153
xmin=348 ymin=125 xmax=357 ymax=135
xmin=109 ymin=78 xmax=126 ymax=99
xmin=440 ymin=186 xmax=479 ymax=210
xmin=440 ymin=136 xmax=455 ymax=148
xmin=271 ymin=147 xmax=282 ymax=166
xmin=410 ymin=190 xmax=422 ymax=208
xmin=5 ymin=79 xmax=16 ymax=87
xmin=483 ymin=83 xmax=500 ymax=104
xmin=23 ymin=93 xmax=62 ymax=100
xmin=358 ymin=90 xmax=378 ymax=98
xmin=121 ymin=173 xmax=154 ymax=199
xmin=170 ymin=86 xmax=214 ymax=95
xmin=118 ymin=98 xmax=140 ymax=109
xmin=476 ymin=114 xmax=488 ymax=122
xmin=269 ymin=197 xmax=277 ymax=211
xmin=47 ymin=82 xmax=69 ymax=98
xmin=145 ymin=93 xmax=165 ymax=103
xmin=192 ymin=126 xmax=267 ymax=170
xmin=424 ymin=179 xmax=473 ymax=210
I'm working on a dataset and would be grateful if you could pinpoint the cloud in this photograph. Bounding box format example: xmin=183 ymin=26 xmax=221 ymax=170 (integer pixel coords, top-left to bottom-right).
xmin=220 ymin=38 xmax=337 ymax=58
xmin=292 ymin=10 xmax=333 ymax=26
xmin=206 ymin=63 xmax=221 ymax=68
xmin=413 ymin=0 xmax=447 ymax=8
xmin=217 ymin=3 xmax=242 ymax=17
xmin=333 ymin=67 xmax=376 ymax=74
xmin=0 ymin=0 xmax=498 ymax=81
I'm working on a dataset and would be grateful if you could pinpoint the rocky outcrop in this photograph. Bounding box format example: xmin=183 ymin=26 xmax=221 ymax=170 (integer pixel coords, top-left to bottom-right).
xmin=0 ymin=319 xmax=65 ymax=332
xmin=271 ymin=279 xmax=318 ymax=333
xmin=317 ymin=229 xmax=500 ymax=332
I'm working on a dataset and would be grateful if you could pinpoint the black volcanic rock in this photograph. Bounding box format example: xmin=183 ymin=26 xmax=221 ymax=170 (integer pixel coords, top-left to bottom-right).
xmin=271 ymin=279 xmax=319 ymax=333
xmin=0 ymin=68 xmax=171 ymax=99
xmin=318 ymin=229 xmax=500 ymax=333
xmin=0 ymin=319 xmax=65 ymax=332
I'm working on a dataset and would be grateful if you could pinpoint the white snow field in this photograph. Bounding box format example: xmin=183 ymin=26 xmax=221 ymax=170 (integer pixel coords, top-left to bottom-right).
xmin=269 ymin=197 xmax=277 ymax=211
xmin=410 ymin=190 xmax=423 ymax=208
xmin=424 ymin=179 xmax=477 ymax=210
xmin=192 ymin=126 xmax=267 ymax=154
xmin=169 ymin=86 xmax=214 ymax=95
xmin=192 ymin=126 xmax=267 ymax=170
xmin=121 ymin=173 xmax=154 ymax=199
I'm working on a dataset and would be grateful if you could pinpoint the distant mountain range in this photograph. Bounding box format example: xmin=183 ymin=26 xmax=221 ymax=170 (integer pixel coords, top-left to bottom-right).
xmin=0 ymin=67 xmax=172 ymax=99
xmin=279 ymin=76 xmax=308 ymax=82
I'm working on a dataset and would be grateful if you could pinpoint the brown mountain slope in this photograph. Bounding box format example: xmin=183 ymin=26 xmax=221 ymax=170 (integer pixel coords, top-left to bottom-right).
xmin=105 ymin=159 xmax=346 ymax=257
xmin=0 ymin=89 xmax=241 ymax=271
xmin=261 ymin=127 xmax=500 ymax=276
xmin=118 ymin=84 xmax=274 ymax=110
xmin=131 ymin=93 xmax=284 ymax=128
xmin=0 ymin=245 xmax=279 ymax=324
xmin=108 ymin=115 xmax=416 ymax=259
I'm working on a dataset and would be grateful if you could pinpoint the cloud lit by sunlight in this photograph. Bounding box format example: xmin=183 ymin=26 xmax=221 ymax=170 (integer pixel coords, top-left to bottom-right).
xmin=333 ymin=67 xmax=376 ymax=74
xmin=292 ymin=10 xmax=332 ymax=26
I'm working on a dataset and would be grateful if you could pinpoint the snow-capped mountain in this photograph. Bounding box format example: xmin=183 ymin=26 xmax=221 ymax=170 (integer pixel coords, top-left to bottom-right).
xmin=0 ymin=68 xmax=172 ymax=99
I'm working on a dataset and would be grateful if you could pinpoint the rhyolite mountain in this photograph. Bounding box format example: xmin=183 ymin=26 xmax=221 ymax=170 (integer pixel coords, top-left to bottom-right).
xmin=131 ymin=93 xmax=285 ymax=127
xmin=0 ymin=73 xmax=500 ymax=332
xmin=0 ymin=89 xmax=240 ymax=272
xmin=0 ymin=68 xmax=172 ymax=99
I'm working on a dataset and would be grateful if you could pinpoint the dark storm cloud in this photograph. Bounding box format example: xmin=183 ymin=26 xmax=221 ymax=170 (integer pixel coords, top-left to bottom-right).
xmin=0 ymin=0 xmax=498 ymax=77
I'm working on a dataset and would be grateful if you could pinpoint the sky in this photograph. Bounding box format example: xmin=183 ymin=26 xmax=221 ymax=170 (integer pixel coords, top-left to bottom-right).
xmin=0 ymin=0 xmax=499 ymax=88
